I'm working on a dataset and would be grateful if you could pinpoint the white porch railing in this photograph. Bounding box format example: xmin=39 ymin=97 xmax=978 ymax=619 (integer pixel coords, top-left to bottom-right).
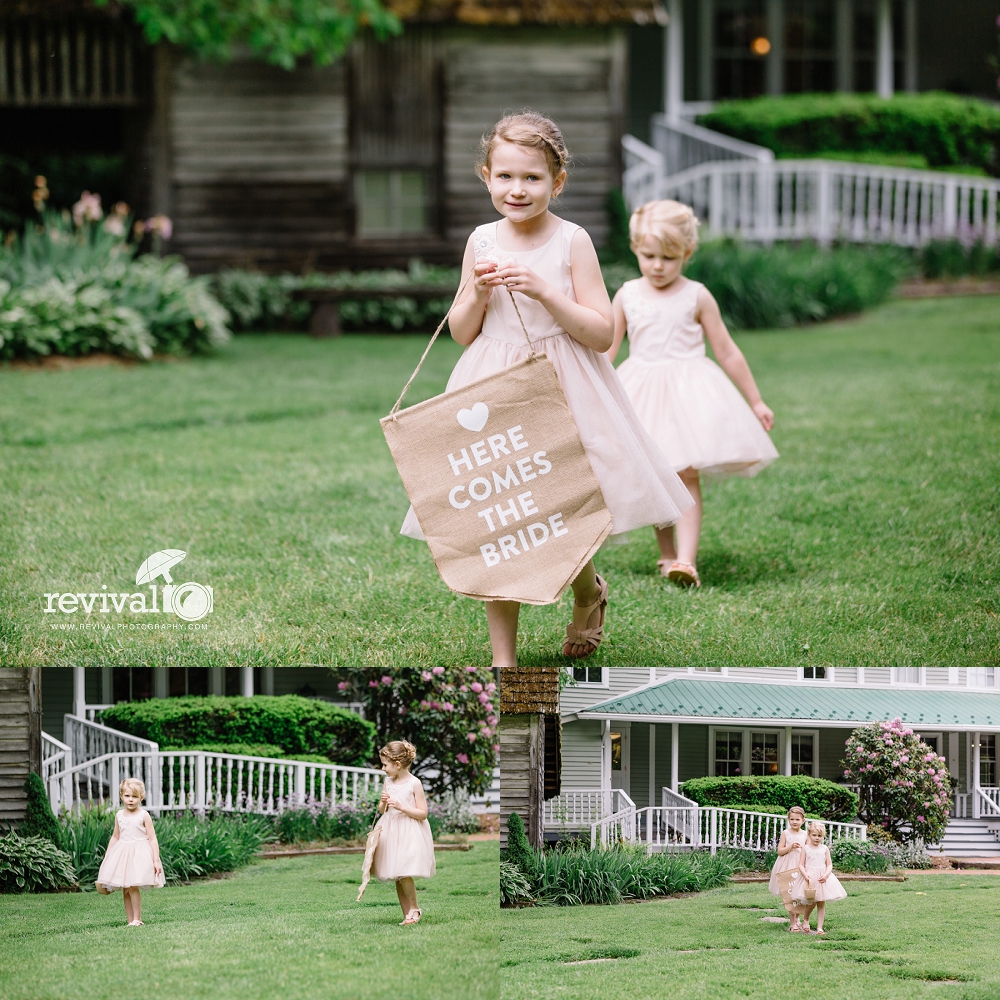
xmin=542 ymin=788 xmax=634 ymax=831
xmin=847 ymin=782 xmax=977 ymax=819
xmin=41 ymin=731 xmax=72 ymax=783
xmin=46 ymin=750 xmax=384 ymax=816
xmin=700 ymin=808 xmax=866 ymax=855
xmin=634 ymin=806 xmax=701 ymax=852
xmin=650 ymin=114 xmax=773 ymax=178
xmin=622 ymin=136 xmax=1000 ymax=250
xmin=84 ymin=704 xmax=114 ymax=722
xmin=64 ymin=714 xmax=158 ymax=768
xmin=975 ymin=787 xmax=1000 ymax=818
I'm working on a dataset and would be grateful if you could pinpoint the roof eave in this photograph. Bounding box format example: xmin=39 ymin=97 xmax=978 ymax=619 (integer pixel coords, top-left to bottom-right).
xmin=576 ymin=711 xmax=1000 ymax=731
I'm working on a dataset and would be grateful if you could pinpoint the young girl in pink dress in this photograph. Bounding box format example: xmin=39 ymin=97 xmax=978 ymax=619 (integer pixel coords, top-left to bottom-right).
xmin=768 ymin=806 xmax=809 ymax=932
xmin=95 ymin=778 xmax=164 ymax=925
xmin=400 ymin=112 xmax=692 ymax=664
xmin=790 ymin=821 xmax=847 ymax=934
xmin=372 ymin=740 xmax=435 ymax=925
xmin=608 ymin=200 xmax=779 ymax=588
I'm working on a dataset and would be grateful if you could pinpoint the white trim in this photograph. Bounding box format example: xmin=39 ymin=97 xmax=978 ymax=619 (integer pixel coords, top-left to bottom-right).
xmin=798 ymin=667 xmax=835 ymax=682
xmin=789 ymin=729 xmax=820 ymax=779
xmin=709 ymin=726 xmax=790 ymax=778
xmin=891 ymin=668 xmax=925 ymax=686
xmin=914 ymin=730 xmax=943 ymax=757
xmin=648 ymin=723 xmax=656 ymax=809
xmin=670 ymin=722 xmax=679 ymax=792
xmin=567 ymin=667 xmax=609 ymax=688
xmin=968 ymin=668 xmax=997 ymax=689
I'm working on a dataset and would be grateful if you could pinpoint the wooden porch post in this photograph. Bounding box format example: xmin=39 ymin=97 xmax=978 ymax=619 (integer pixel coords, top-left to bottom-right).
xmin=601 ymin=720 xmax=612 ymax=792
xmin=783 ymin=727 xmax=792 ymax=776
xmin=973 ymin=732 xmax=981 ymax=819
xmin=241 ymin=667 xmax=254 ymax=697
xmin=664 ymin=0 xmax=684 ymax=119
xmin=73 ymin=667 xmax=86 ymax=719
xmin=649 ymin=724 xmax=656 ymax=810
xmin=209 ymin=668 xmax=224 ymax=696
xmin=153 ymin=668 xmax=168 ymax=699
xmin=875 ymin=0 xmax=894 ymax=98
xmin=670 ymin=722 xmax=679 ymax=792
xmin=28 ymin=669 xmax=42 ymax=778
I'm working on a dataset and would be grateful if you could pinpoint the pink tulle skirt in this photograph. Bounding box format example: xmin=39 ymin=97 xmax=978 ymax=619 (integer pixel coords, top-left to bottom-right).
xmin=96 ymin=840 xmax=164 ymax=891
xmin=371 ymin=811 xmax=436 ymax=881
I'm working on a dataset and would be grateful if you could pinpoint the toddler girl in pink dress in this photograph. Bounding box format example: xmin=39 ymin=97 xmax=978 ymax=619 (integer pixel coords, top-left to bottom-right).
xmin=790 ymin=821 xmax=847 ymax=934
xmin=608 ymin=200 xmax=778 ymax=588
xmin=95 ymin=777 xmax=164 ymax=926
xmin=768 ymin=805 xmax=809 ymax=932
xmin=401 ymin=112 xmax=692 ymax=664
xmin=372 ymin=740 xmax=435 ymax=925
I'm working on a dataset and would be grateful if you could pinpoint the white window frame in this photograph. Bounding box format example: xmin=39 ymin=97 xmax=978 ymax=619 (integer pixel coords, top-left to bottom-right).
xmin=967 ymin=668 xmax=997 ymax=689
xmin=688 ymin=667 xmax=728 ymax=675
xmin=566 ymin=667 xmax=609 ymax=688
xmin=798 ymin=667 xmax=835 ymax=682
xmin=892 ymin=667 xmax=925 ymax=686
xmin=914 ymin=731 xmax=944 ymax=758
xmin=789 ymin=729 xmax=821 ymax=779
xmin=708 ymin=727 xmax=821 ymax=778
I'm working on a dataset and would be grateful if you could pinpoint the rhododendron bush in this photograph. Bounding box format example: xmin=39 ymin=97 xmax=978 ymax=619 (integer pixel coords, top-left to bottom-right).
xmin=842 ymin=718 xmax=954 ymax=844
xmin=329 ymin=668 xmax=497 ymax=797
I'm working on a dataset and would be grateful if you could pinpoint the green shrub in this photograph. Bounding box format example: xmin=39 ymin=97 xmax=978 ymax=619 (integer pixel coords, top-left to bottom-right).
xmin=99 ymin=695 xmax=376 ymax=766
xmin=0 ymin=213 xmax=230 ymax=361
xmin=919 ymin=239 xmax=1000 ymax=279
xmin=0 ymin=833 xmax=78 ymax=893
xmin=58 ymin=804 xmax=114 ymax=887
xmin=18 ymin=773 xmax=61 ymax=845
xmin=725 ymin=803 xmax=823 ymax=819
xmin=427 ymin=791 xmax=481 ymax=835
xmin=698 ymin=93 xmax=1000 ymax=173
xmin=500 ymin=859 xmax=536 ymax=906
xmin=275 ymin=800 xmax=375 ymax=845
xmin=503 ymin=811 xmax=539 ymax=880
xmin=533 ymin=845 xmax=739 ymax=906
xmin=212 ymin=260 xmax=460 ymax=333
xmin=681 ymin=776 xmax=859 ymax=821
xmin=829 ymin=838 xmax=892 ymax=874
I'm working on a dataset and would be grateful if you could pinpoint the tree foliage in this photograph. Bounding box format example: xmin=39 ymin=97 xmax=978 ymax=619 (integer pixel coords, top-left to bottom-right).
xmin=95 ymin=0 xmax=402 ymax=69
xmin=842 ymin=718 xmax=953 ymax=844
xmin=18 ymin=774 xmax=61 ymax=846
xmin=328 ymin=668 xmax=498 ymax=797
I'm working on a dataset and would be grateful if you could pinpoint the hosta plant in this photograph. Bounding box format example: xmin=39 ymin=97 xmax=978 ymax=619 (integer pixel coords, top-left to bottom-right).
xmin=0 ymin=833 xmax=78 ymax=893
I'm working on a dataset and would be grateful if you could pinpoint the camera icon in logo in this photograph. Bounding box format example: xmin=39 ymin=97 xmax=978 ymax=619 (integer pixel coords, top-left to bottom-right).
xmin=136 ymin=549 xmax=215 ymax=622
xmin=162 ymin=582 xmax=214 ymax=622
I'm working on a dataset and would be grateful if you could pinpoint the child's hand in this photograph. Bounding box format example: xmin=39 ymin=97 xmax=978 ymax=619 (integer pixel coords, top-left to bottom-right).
xmin=752 ymin=400 xmax=774 ymax=432
xmin=153 ymin=861 xmax=162 ymax=876
xmin=385 ymin=796 xmax=402 ymax=812
xmin=380 ymin=791 xmax=390 ymax=806
xmin=818 ymin=874 xmax=827 ymax=883
xmin=473 ymin=261 xmax=501 ymax=298
xmin=494 ymin=263 xmax=548 ymax=301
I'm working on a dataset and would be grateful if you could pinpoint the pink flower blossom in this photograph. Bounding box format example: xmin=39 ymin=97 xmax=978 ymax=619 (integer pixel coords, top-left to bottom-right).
xmin=460 ymin=685 xmax=468 ymax=692
xmin=430 ymin=701 xmax=440 ymax=710
xmin=478 ymin=692 xmax=490 ymax=705
xmin=381 ymin=675 xmax=393 ymax=685
xmin=442 ymin=702 xmax=454 ymax=711
xmin=145 ymin=214 xmax=172 ymax=239
xmin=487 ymin=715 xmax=498 ymax=726
xmin=470 ymin=682 xmax=484 ymax=693
xmin=422 ymin=670 xmax=433 ymax=681
xmin=917 ymin=815 xmax=925 ymax=823
xmin=492 ymin=744 xmax=500 ymax=753
xmin=420 ymin=700 xmax=430 ymax=710
xmin=72 ymin=191 xmax=103 ymax=225
xmin=369 ymin=680 xmax=379 ymax=688
xmin=465 ymin=666 xmax=478 ymax=672
xmin=432 ymin=667 xmax=445 ymax=675
xmin=456 ymin=753 xmax=469 ymax=764
xmin=467 ymin=732 xmax=477 ymax=742
xmin=486 ymin=682 xmax=497 ymax=693
xmin=337 ymin=681 xmax=348 ymax=691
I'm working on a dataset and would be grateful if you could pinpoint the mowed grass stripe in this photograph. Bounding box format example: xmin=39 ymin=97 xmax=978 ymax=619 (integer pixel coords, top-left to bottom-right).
xmin=1 ymin=295 xmax=998 ymax=665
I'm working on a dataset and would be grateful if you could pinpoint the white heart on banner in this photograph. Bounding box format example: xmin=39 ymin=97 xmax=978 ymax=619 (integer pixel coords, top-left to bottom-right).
xmin=456 ymin=402 xmax=489 ymax=432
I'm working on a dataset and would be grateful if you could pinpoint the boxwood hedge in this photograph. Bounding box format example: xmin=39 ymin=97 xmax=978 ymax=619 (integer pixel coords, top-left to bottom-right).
xmin=100 ymin=696 xmax=376 ymax=766
xmin=680 ymin=776 xmax=858 ymax=821
xmin=698 ymin=92 xmax=1000 ymax=173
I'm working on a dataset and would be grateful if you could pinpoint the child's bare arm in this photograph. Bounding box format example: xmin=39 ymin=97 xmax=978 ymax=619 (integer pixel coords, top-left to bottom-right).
xmin=107 ymin=816 xmax=121 ymax=848
xmin=448 ymin=236 xmax=495 ymax=347
xmin=697 ymin=286 xmax=774 ymax=432
xmin=386 ymin=782 xmax=429 ymax=821
xmin=606 ymin=291 xmax=628 ymax=362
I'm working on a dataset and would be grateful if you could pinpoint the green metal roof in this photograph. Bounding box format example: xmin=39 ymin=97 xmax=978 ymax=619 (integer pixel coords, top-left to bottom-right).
xmin=577 ymin=678 xmax=1000 ymax=729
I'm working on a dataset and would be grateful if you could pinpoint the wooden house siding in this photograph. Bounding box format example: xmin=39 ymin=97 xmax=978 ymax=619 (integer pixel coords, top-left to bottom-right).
xmin=560 ymin=719 xmax=602 ymax=788
xmin=160 ymin=26 xmax=626 ymax=271
xmin=499 ymin=713 xmax=544 ymax=848
xmin=0 ymin=669 xmax=41 ymax=823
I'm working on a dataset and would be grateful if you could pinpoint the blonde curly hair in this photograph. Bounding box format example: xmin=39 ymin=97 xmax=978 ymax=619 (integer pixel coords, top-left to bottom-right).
xmin=629 ymin=199 xmax=700 ymax=258
xmin=379 ymin=740 xmax=417 ymax=766
xmin=476 ymin=110 xmax=571 ymax=180
xmin=119 ymin=777 xmax=146 ymax=800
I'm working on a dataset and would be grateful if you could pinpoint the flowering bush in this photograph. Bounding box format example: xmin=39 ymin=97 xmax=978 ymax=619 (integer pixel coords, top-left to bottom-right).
xmin=842 ymin=718 xmax=954 ymax=844
xmin=427 ymin=790 xmax=481 ymax=836
xmin=275 ymin=796 xmax=376 ymax=844
xmin=0 ymin=202 xmax=230 ymax=360
xmin=329 ymin=668 xmax=497 ymax=797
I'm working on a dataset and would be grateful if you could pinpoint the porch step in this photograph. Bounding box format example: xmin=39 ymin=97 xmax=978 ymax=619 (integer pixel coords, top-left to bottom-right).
xmin=928 ymin=819 xmax=1000 ymax=858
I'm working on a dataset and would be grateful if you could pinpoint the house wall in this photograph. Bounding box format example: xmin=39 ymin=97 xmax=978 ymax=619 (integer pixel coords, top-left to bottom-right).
xmin=560 ymin=719 xmax=603 ymax=788
xmin=500 ymin=713 xmax=543 ymax=848
xmin=164 ymin=26 xmax=626 ymax=272
xmin=0 ymin=669 xmax=41 ymax=823
xmin=41 ymin=668 xmax=75 ymax=742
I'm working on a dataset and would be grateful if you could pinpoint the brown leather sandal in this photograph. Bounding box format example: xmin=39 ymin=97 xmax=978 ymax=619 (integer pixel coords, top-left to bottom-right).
xmin=562 ymin=574 xmax=608 ymax=659
xmin=660 ymin=560 xmax=701 ymax=588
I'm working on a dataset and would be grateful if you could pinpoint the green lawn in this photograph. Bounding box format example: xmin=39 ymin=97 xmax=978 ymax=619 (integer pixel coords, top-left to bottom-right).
xmin=1 ymin=295 xmax=998 ymax=665
xmin=0 ymin=842 xmax=498 ymax=1000
xmin=500 ymin=874 xmax=1000 ymax=1000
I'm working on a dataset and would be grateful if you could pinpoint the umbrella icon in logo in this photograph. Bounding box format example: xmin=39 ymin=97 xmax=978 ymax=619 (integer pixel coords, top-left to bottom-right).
xmin=136 ymin=549 xmax=187 ymax=586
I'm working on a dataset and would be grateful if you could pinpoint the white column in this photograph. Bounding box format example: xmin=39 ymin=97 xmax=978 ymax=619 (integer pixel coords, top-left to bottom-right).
xmin=973 ymin=732 xmax=981 ymax=818
xmin=835 ymin=0 xmax=853 ymax=92
xmin=664 ymin=0 xmax=684 ymax=119
xmin=699 ymin=0 xmax=714 ymax=100
xmin=670 ymin=722 xmax=679 ymax=792
xmin=875 ymin=0 xmax=893 ymax=97
xmin=903 ymin=0 xmax=917 ymax=92
xmin=241 ymin=667 xmax=254 ymax=698
xmin=209 ymin=667 xmax=224 ymax=696
xmin=766 ymin=0 xmax=785 ymax=96
xmin=784 ymin=727 xmax=793 ymax=776
xmin=153 ymin=668 xmax=168 ymax=699
xmin=601 ymin=719 xmax=611 ymax=791
xmin=73 ymin=667 xmax=86 ymax=718
xmin=649 ymin=724 xmax=657 ymax=809
xmin=262 ymin=667 xmax=274 ymax=696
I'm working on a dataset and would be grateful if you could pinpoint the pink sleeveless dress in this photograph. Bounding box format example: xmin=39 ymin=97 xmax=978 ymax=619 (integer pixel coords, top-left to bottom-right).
xmin=790 ymin=843 xmax=847 ymax=904
xmin=96 ymin=808 xmax=164 ymax=891
xmin=616 ymin=277 xmax=779 ymax=478
xmin=768 ymin=826 xmax=808 ymax=900
xmin=400 ymin=218 xmax=693 ymax=541
xmin=372 ymin=773 xmax=436 ymax=881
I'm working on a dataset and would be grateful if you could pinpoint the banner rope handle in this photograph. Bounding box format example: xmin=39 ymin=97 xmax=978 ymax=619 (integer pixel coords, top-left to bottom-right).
xmin=389 ymin=264 xmax=538 ymax=418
